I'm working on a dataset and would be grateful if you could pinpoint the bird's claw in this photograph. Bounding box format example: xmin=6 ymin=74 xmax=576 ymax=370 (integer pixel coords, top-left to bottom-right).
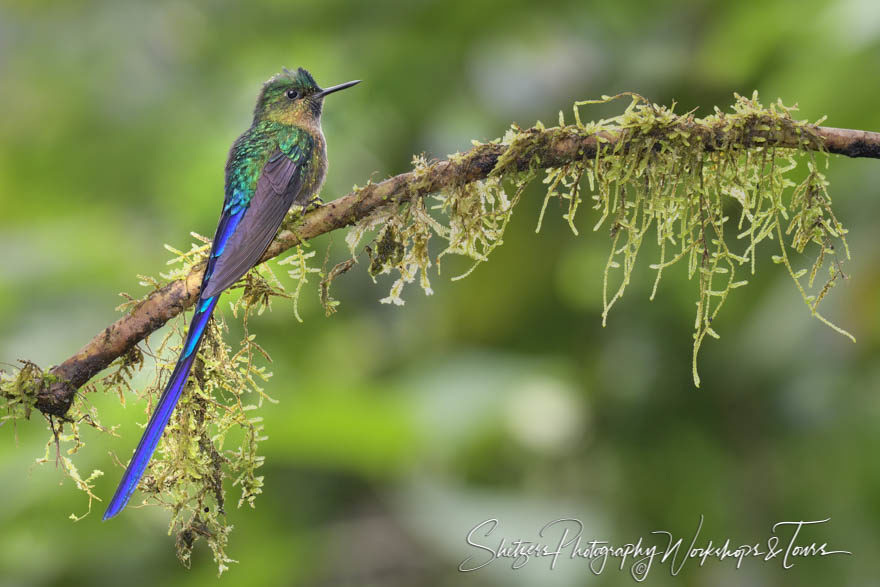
xmin=299 ymin=196 xmax=325 ymax=215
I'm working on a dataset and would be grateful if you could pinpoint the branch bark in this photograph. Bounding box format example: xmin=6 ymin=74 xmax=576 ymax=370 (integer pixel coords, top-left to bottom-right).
xmin=37 ymin=121 xmax=880 ymax=416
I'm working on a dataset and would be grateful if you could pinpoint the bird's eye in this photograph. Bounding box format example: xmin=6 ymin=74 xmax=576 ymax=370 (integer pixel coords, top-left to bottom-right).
xmin=286 ymin=89 xmax=299 ymax=100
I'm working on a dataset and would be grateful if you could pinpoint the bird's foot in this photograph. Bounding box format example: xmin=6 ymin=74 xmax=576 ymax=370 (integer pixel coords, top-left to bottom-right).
xmin=299 ymin=195 xmax=325 ymax=215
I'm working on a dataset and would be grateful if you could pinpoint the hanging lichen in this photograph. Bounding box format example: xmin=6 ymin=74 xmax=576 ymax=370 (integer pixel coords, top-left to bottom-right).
xmin=346 ymin=91 xmax=851 ymax=385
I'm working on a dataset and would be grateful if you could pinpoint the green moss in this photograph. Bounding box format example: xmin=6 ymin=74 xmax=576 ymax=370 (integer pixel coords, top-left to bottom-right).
xmin=347 ymin=91 xmax=850 ymax=386
xmin=0 ymin=361 xmax=108 ymax=520
xmin=563 ymin=92 xmax=851 ymax=385
xmin=346 ymin=153 xmax=529 ymax=302
xmin=0 ymin=360 xmax=43 ymax=423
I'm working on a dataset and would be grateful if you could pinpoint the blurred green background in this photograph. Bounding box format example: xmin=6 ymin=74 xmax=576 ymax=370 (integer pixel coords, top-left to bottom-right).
xmin=1 ymin=0 xmax=879 ymax=585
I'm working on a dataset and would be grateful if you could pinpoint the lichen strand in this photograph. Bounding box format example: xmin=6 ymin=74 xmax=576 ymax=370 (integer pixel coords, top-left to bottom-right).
xmin=37 ymin=403 xmax=108 ymax=522
xmin=46 ymin=228 xmax=314 ymax=572
xmin=568 ymin=92 xmax=850 ymax=385
xmin=97 ymin=238 xmax=287 ymax=574
xmin=347 ymin=91 xmax=850 ymax=385
xmin=137 ymin=265 xmax=281 ymax=573
xmin=1 ymin=361 xmax=107 ymax=520
xmin=346 ymin=154 xmax=528 ymax=305
xmin=0 ymin=360 xmax=43 ymax=423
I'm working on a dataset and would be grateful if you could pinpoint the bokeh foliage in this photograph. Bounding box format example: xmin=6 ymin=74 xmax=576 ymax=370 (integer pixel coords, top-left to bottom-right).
xmin=1 ymin=0 xmax=879 ymax=585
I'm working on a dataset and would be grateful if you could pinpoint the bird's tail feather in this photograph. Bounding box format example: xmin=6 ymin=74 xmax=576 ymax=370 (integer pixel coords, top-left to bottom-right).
xmin=103 ymin=295 xmax=220 ymax=520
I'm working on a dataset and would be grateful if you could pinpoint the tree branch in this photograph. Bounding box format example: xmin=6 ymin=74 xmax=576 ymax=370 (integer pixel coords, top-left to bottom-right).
xmin=37 ymin=121 xmax=880 ymax=416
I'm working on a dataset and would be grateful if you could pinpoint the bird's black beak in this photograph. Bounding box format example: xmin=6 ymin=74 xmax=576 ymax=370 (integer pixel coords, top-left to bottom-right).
xmin=315 ymin=80 xmax=361 ymax=98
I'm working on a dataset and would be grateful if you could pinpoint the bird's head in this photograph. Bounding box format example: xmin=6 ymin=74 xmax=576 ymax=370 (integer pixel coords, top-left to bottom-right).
xmin=253 ymin=67 xmax=359 ymax=128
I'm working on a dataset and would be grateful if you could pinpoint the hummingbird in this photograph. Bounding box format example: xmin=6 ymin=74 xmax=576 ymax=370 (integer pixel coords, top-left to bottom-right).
xmin=103 ymin=68 xmax=360 ymax=520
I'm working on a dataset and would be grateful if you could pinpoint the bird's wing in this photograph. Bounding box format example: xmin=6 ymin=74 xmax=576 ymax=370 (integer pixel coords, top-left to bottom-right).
xmin=103 ymin=142 xmax=312 ymax=520
xmin=201 ymin=146 xmax=309 ymax=298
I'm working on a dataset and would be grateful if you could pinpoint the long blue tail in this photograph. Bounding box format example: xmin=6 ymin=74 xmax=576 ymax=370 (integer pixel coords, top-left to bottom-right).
xmin=103 ymin=294 xmax=220 ymax=520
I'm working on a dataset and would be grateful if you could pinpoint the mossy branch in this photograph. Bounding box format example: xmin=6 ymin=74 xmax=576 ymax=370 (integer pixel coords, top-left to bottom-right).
xmin=34 ymin=99 xmax=880 ymax=416
xmin=3 ymin=91 xmax=877 ymax=570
